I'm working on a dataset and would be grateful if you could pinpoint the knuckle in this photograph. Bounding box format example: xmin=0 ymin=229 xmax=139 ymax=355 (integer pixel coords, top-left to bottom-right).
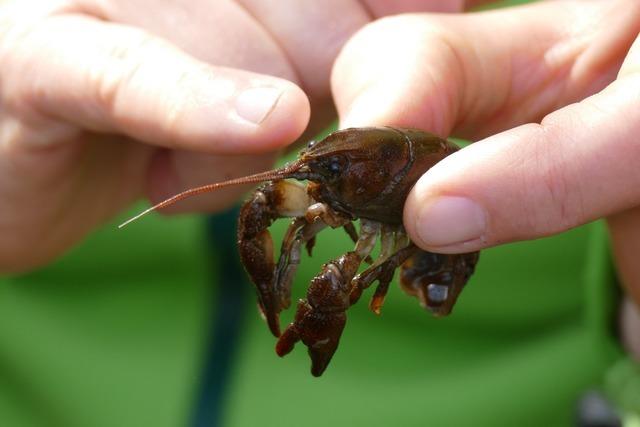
xmin=0 ymin=20 xmax=67 ymax=134
xmin=530 ymin=121 xmax=584 ymax=233
xmin=163 ymin=67 xmax=203 ymax=130
xmin=92 ymin=30 xmax=160 ymax=118
xmin=0 ymin=25 xmax=38 ymax=110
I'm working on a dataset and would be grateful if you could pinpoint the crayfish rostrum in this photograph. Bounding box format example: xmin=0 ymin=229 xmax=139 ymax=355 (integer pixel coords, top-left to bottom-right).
xmin=121 ymin=127 xmax=480 ymax=376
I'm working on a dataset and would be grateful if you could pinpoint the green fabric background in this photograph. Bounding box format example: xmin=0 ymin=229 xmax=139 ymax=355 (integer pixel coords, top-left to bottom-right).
xmin=0 ymin=211 xmax=623 ymax=426
xmin=0 ymin=213 xmax=210 ymax=426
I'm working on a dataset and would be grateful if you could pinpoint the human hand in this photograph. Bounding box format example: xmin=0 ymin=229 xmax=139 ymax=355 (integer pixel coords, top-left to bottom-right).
xmin=331 ymin=0 xmax=640 ymax=301
xmin=0 ymin=0 xmax=482 ymax=273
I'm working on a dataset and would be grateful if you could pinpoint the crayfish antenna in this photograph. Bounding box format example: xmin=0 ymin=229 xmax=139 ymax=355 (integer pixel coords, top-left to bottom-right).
xmin=118 ymin=159 xmax=306 ymax=229
xmin=118 ymin=205 xmax=161 ymax=229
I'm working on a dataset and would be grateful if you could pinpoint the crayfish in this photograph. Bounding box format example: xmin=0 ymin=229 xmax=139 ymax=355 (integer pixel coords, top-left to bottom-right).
xmin=121 ymin=127 xmax=479 ymax=376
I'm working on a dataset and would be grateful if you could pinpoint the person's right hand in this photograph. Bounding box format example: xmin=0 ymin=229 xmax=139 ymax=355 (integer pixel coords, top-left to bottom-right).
xmin=0 ymin=0 xmax=484 ymax=273
xmin=332 ymin=0 xmax=640 ymax=304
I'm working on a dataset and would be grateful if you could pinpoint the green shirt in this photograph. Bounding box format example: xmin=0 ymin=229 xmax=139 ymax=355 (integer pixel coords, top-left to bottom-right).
xmin=0 ymin=209 xmax=624 ymax=427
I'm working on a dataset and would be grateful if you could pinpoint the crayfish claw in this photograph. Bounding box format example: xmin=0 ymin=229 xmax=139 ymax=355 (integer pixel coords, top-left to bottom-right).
xmin=302 ymin=309 xmax=346 ymax=377
xmin=257 ymin=299 xmax=281 ymax=337
xmin=400 ymin=251 xmax=480 ymax=317
xmin=237 ymin=185 xmax=287 ymax=338
xmin=237 ymin=225 xmax=282 ymax=337
xmin=308 ymin=336 xmax=342 ymax=377
xmin=275 ymin=321 xmax=300 ymax=357
xmin=275 ymin=299 xmax=346 ymax=377
xmin=275 ymin=299 xmax=311 ymax=357
xmin=282 ymin=305 xmax=347 ymax=377
xmin=276 ymin=253 xmax=360 ymax=376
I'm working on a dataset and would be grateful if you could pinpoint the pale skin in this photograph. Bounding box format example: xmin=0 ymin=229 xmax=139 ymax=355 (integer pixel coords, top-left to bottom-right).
xmin=1 ymin=0 xmax=639 ymax=352
xmin=0 ymin=0 xmax=485 ymax=273
xmin=331 ymin=0 xmax=640 ymax=355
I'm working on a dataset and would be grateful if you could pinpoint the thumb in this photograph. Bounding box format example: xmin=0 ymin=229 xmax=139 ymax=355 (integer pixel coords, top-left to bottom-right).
xmin=3 ymin=14 xmax=309 ymax=153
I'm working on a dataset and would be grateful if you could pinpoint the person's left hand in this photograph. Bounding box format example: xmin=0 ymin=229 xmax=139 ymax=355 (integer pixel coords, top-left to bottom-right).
xmin=0 ymin=0 xmax=485 ymax=272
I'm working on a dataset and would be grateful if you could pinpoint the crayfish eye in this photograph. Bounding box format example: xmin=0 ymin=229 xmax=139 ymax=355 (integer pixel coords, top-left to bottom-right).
xmin=308 ymin=155 xmax=347 ymax=181
xmin=328 ymin=158 xmax=342 ymax=174
xmin=307 ymin=140 xmax=317 ymax=149
xmin=323 ymin=155 xmax=347 ymax=179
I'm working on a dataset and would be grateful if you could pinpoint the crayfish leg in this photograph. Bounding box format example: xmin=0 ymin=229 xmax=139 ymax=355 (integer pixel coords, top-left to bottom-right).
xmin=238 ymin=180 xmax=311 ymax=337
xmin=399 ymin=251 xmax=479 ymax=316
xmin=349 ymin=244 xmax=418 ymax=312
xmin=274 ymin=218 xmax=326 ymax=311
xmin=349 ymin=226 xmax=415 ymax=312
xmin=273 ymin=202 xmax=356 ymax=318
xmin=368 ymin=269 xmax=394 ymax=315
xmin=343 ymin=222 xmax=359 ymax=244
xmin=342 ymin=222 xmax=373 ymax=263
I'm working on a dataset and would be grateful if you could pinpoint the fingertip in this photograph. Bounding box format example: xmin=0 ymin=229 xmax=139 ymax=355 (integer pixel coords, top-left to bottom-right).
xmin=337 ymin=84 xmax=450 ymax=136
xmin=338 ymin=86 xmax=393 ymax=129
xmin=403 ymin=177 xmax=488 ymax=254
xmin=251 ymin=80 xmax=311 ymax=151
xmin=168 ymin=74 xmax=310 ymax=154
xmin=331 ymin=15 xmax=460 ymax=134
xmin=402 ymin=141 xmax=499 ymax=254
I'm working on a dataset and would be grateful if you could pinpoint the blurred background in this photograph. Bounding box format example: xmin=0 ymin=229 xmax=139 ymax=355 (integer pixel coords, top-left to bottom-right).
xmin=0 ymin=0 xmax=636 ymax=426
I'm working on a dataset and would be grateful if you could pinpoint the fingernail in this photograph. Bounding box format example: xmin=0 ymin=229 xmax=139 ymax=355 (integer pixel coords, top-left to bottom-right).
xmin=235 ymin=87 xmax=282 ymax=124
xmin=416 ymin=196 xmax=486 ymax=247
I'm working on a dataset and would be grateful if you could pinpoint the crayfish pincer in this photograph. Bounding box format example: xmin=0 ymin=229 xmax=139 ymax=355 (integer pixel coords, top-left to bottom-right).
xmin=121 ymin=127 xmax=480 ymax=376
